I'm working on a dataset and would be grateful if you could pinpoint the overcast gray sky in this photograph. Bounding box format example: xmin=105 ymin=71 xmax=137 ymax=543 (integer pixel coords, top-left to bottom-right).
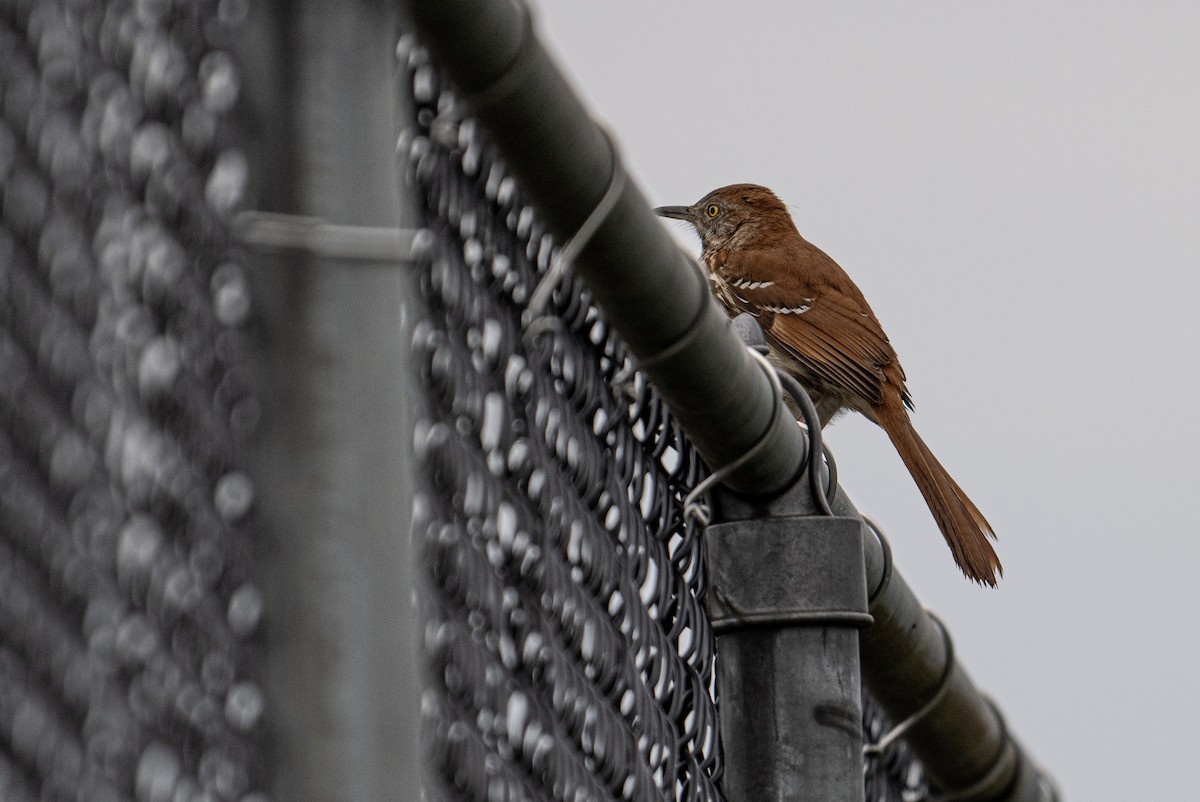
xmin=532 ymin=3 xmax=1200 ymax=799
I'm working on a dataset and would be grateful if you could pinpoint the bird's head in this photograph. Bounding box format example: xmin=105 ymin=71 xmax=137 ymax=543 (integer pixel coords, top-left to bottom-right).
xmin=654 ymin=183 xmax=792 ymax=253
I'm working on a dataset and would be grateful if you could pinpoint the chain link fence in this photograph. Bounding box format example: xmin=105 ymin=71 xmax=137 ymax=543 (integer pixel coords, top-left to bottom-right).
xmin=399 ymin=43 xmax=925 ymax=802
xmin=1 ymin=2 xmax=927 ymax=799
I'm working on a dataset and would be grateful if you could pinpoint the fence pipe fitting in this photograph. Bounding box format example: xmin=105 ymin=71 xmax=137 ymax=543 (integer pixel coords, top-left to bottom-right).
xmin=406 ymin=2 xmax=1058 ymax=800
xmin=708 ymin=485 xmax=871 ymax=802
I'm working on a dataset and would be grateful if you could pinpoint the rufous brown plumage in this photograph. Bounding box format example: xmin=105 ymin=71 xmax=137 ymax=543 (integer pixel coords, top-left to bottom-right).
xmin=656 ymin=184 xmax=1001 ymax=585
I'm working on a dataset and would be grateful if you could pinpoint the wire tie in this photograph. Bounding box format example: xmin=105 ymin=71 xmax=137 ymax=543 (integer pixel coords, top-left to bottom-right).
xmin=682 ymin=348 xmax=785 ymax=526
xmin=522 ymin=126 xmax=626 ymax=342
xmin=774 ymin=369 xmax=836 ymax=516
xmin=609 ymin=363 xmax=639 ymax=403
xmin=633 ymin=263 xmax=715 ymax=372
xmin=861 ymin=514 xmax=895 ymax=607
xmin=924 ymin=697 xmax=1013 ymax=802
xmin=864 ymin=611 xmax=955 ymax=757
xmin=233 ymin=212 xmax=423 ymax=263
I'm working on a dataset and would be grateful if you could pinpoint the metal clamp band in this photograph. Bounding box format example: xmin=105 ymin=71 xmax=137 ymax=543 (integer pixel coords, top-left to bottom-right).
xmin=711 ymin=609 xmax=875 ymax=634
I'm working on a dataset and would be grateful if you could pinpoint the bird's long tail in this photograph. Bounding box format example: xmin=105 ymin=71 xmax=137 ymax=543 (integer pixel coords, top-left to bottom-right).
xmin=876 ymin=403 xmax=1002 ymax=585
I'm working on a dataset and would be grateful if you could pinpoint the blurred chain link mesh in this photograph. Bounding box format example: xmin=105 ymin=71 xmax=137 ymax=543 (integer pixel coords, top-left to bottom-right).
xmin=0 ymin=1 xmax=264 ymax=801
xmin=399 ymin=42 xmax=925 ymax=802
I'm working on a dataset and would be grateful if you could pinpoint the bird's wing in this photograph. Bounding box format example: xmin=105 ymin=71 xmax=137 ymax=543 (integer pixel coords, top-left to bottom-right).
xmin=714 ymin=246 xmax=908 ymax=408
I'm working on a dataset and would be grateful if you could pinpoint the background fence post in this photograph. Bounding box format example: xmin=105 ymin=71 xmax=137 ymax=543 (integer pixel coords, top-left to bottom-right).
xmin=235 ymin=2 xmax=422 ymax=800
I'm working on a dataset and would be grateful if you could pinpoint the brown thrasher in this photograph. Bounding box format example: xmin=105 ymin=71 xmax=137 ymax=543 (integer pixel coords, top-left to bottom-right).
xmin=656 ymin=184 xmax=1001 ymax=585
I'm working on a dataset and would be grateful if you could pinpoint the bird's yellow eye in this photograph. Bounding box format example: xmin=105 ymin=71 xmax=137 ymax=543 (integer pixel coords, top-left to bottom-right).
xmin=706 ymin=204 xmax=720 ymax=218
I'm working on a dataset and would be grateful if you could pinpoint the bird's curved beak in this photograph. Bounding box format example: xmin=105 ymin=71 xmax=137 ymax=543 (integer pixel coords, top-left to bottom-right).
xmin=653 ymin=205 xmax=695 ymax=223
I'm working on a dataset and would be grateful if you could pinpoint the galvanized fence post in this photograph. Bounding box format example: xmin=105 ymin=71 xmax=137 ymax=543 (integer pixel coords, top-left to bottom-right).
xmin=708 ymin=490 xmax=871 ymax=802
